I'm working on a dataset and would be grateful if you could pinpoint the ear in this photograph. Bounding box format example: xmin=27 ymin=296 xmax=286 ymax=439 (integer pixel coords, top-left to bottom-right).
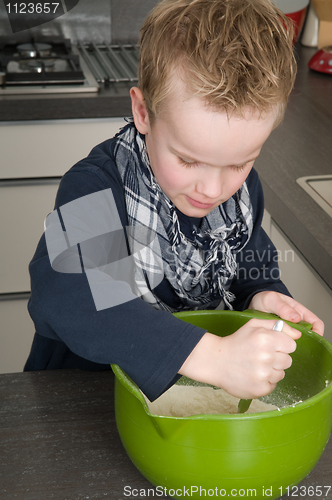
xmin=130 ymin=87 xmax=150 ymax=135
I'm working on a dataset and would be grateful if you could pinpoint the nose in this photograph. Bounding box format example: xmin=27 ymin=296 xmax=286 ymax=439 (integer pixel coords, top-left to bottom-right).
xmin=195 ymin=170 xmax=224 ymax=200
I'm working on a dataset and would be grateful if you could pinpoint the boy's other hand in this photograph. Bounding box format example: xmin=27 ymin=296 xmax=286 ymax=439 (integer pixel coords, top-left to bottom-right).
xmin=178 ymin=318 xmax=301 ymax=400
xmin=249 ymin=291 xmax=324 ymax=336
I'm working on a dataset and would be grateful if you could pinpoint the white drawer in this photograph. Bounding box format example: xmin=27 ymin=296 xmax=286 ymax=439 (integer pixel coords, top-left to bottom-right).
xmin=0 ymin=295 xmax=35 ymax=374
xmin=0 ymin=117 xmax=125 ymax=179
xmin=0 ymin=179 xmax=60 ymax=294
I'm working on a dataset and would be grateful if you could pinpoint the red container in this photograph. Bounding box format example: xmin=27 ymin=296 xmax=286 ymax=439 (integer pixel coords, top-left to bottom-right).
xmin=272 ymin=0 xmax=310 ymax=42
xmin=308 ymin=46 xmax=332 ymax=74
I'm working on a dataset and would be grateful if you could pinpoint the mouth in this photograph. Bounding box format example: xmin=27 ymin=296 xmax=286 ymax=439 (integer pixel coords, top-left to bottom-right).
xmin=186 ymin=196 xmax=216 ymax=210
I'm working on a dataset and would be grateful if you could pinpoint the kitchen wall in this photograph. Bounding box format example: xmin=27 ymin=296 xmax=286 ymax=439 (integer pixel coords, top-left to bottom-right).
xmin=110 ymin=0 xmax=159 ymax=43
xmin=0 ymin=0 xmax=159 ymax=43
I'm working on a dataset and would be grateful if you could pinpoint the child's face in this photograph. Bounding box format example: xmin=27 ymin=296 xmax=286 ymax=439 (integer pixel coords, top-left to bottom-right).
xmin=131 ymin=81 xmax=277 ymax=218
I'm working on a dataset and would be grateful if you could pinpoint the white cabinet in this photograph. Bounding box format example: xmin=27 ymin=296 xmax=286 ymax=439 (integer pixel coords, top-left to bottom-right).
xmin=0 ymin=297 xmax=36 ymax=373
xmin=0 ymin=117 xmax=125 ymax=374
xmin=0 ymin=180 xmax=60 ymax=294
xmin=0 ymin=118 xmax=126 ymax=178
xmin=263 ymin=210 xmax=332 ymax=342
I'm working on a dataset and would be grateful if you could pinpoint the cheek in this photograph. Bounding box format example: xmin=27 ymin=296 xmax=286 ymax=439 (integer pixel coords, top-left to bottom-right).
xmin=226 ymin=171 xmax=250 ymax=196
xmin=160 ymin=165 xmax=192 ymax=193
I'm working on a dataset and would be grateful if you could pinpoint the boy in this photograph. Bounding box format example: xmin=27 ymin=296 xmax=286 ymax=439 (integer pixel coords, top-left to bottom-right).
xmin=25 ymin=0 xmax=323 ymax=402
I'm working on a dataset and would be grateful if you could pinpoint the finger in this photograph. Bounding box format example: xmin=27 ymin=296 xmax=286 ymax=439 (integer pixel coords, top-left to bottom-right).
xmin=278 ymin=321 xmax=302 ymax=341
xmin=246 ymin=318 xmax=293 ymax=332
xmin=248 ymin=318 xmax=301 ymax=341
xmin=249 ymin=381 xmax=277 ymax=399
xmin=269 ymin=368 xmax=286 ymax=385
xmin=272 ymin=351 xmax=293 ymax=371
xmin=273 ymin=331 xmax=298 ymax=354
xmin=311 ymin=319 xmax=325 ymax=336
xmin=291 ymin=304 xmax=324 ymax=336
xmin=276 ymin=298 xmax=324 ymax=336
xmin=285 ymin=305 xmax=324 ymax=336
xmin=275 ymin=300 xmax=303 ymax=324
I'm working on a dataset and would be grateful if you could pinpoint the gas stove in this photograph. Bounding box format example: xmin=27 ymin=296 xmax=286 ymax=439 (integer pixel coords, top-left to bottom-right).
xmin=0 ymin=37 xmax=139 ymax=95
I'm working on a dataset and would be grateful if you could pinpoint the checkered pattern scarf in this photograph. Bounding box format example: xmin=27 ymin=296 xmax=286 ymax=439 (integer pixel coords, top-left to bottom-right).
xmin=114 ymin=122 xmax=253 ymax=311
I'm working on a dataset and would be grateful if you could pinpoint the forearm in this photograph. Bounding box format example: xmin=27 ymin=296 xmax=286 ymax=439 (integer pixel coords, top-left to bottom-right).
xmin=179 ymin=332 xmax=222 ymax=384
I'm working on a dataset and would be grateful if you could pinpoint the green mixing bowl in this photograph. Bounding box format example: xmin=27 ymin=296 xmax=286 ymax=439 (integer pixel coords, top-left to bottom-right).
xmin=112 ymin=310 xmax=332 ymax=499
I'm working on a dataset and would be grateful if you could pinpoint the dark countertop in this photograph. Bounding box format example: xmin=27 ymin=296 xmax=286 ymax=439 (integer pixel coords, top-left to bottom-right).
xmin=0 ymin=45 xmax=331 ymax=288
xmin=0 ymin=370 xmax=170 ymax=500
xmin=0 ymin=82 xmax=133 ymax=121
xmin=1 ymin=370 xmax=332 ymax=500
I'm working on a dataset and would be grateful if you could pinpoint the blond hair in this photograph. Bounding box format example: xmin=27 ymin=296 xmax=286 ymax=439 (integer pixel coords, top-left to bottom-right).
xmin=138 ymin=0 xmax=296 ymax=122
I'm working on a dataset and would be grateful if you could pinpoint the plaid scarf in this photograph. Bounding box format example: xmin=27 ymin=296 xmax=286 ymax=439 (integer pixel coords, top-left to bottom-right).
xmin=114 ymin=122 xmax=253 ymax=311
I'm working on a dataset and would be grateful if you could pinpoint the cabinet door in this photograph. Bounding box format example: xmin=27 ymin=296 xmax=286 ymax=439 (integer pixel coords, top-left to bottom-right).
xmin=270 ymin=219 xmax=332 ymax=342
xmin=0 ymin=295 xmax=35 ymax=374
xmin=0 ymin=179 xmax=60 ymax=294
xmin=0 ymin=118 xmax=125 ymax=178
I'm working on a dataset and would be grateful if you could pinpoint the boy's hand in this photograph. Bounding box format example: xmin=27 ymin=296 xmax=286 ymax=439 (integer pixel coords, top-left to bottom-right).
xmin=179 ymin=318 xmax=301 ymax=399
xmin=249 ymin=291 xmax=324 ymax=336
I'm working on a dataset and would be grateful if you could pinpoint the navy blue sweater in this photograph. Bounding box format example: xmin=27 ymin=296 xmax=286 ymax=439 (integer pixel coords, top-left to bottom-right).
xmin=24 ymin=135 xmax=290 ymax=401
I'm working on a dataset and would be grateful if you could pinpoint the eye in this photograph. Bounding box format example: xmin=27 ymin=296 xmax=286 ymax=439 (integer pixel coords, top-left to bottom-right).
xmin=178 ymin=157 xmax=199 ymax=169
xmin=230 ymin=164 xmax=246 ymax=172
xmin=230 ymin=160 xmax=256 ymax=172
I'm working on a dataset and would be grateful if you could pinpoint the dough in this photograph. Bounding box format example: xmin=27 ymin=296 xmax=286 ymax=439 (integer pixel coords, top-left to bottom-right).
xmin=145 ymin=384 xmax=279 ymax=417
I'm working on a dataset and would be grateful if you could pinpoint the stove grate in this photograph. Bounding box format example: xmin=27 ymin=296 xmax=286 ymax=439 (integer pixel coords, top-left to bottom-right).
xmin=77 ymin=42 xmax=139 ymax=84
